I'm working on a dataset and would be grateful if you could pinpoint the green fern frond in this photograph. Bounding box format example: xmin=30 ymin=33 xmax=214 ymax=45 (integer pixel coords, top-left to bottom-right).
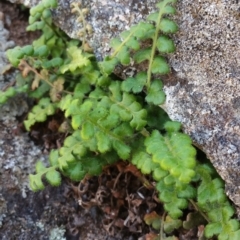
xmin=29 ymin=160 xmax=61 ymax=191
xmin=145 ymin=130 xmax=196 ymax=184
xmin=24 ymin=97 xmax=57 ymax=130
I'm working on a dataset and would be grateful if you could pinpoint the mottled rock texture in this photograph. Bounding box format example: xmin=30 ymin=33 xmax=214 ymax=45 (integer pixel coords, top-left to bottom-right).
xmin=164 ymin=0 xmax=240 ymax=208
xmin=7 ymin=0 xmax=240 ymax=209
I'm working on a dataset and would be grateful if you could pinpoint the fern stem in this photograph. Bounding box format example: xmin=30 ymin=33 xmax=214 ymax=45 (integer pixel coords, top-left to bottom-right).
xmin=20 ymin=59 xmax=54 ymax=87
xmin=160 ymin=211 xmax=166 ymax=239
xmin=147 ymin=4 xmax=165 ymax=89
xmin=189 ymin=199 xmax=210 ymax=222
xmin=140 ymin=128 xmax=150 ymax=137
xmin=111 ymin=32 xmax=135 ymax=58
xmin=85 ymin=115 xmax=125 ymax=143
xmin=20 ymin=59 xmax=73 ymax=95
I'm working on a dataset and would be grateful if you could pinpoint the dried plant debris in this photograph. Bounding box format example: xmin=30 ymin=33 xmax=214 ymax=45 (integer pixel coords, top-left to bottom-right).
xmin=67 ymin=161 xmax=208 ymax=239
xmin=70 ymin=161 xmax=159 ymax=238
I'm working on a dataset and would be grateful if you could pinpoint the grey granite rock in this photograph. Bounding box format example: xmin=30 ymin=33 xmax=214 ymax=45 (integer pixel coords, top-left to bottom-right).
xmin=0 ymin=11 xmax=15 ymax=88
xmin=163 ymin=0 xmax=240 ymax=209
xmin=0 ymin=9 xmax=29 ymax=121
xmin=6 ymin=0 xmax=240 ymax=211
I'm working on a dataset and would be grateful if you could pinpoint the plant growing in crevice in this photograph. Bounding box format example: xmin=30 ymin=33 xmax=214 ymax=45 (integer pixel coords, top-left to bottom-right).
xmin=2 ymin=0 xmax=240 ymax=239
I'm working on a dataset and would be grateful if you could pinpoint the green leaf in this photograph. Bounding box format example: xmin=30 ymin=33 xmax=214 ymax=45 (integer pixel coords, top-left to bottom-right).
xmin=112 ymin=140 xmax=131 ymax=160
xmin=162 ymin=5 xmax=177 ymax=14
xmin=151 ymin=56 xmax=170 ymax=74
xmin=30 ymin=4 xmax=45 ymax=16
xmin=83 ymin=157 xmax=104 ymax=175
xmin=146 ymin=80 xmax=165 ymax=105
xmin=42 ymin=8 xmax=51 ymax=19
xmin=130 ymin=108 xmax=147 ymax=130
xmin=164 ymin=121 xmax=181 ymax=133
xmin=73 ymin=81 xmax=91 ymax=99
xmin=0 ymin=87 xmax=16 ymax=104
xmin=81 ymin=65 xmax=101 ymax=85
xmin=81 ymin=121 xmax=95 ymax=140
xmin=157 ymin=0 xmax=177 ymax=8
xmin=45 ymin=170 xmax=61 ymax=187
xmin=164 ymin=175 xmax=176 ymax=185
xmin=60 ymin=46 xmax=91 ymax=73
xmin=198 ymin=178 xmax=226 ymax=207
xmin=96 ymin=132 xmax=111 ymax=153
xmin=178 ymin=185 xmax=196 ymax=199
xmin=205 ymin=222 xmax=222 ymax=238
xmin=6 ymin=47 xmax=24 ymax=67
xmin=29 ymin=174 xmax=45 ymax=191
xmin=49 ymin=150 xmax=59 ymax=166
xmin=29 ymin=12 xmax=41 ymax=24
xmin=153 ymin=167 xmax=168 ymax=181
xmin=132 ymin=151 xmax=157 ymax=174
xmin=33 ymin=45 xmax=49 ymax=57
xmin=110 ymin=38 xmax=122 ymax=50
xmin=99 ymin=57 xmax=119 ymax=75
xmin=35 ymin=161 xmax=46 ymax=173
xmin=164 ymin=198 xmax=188 ymax=219
xmin=22 ymin=45 xmax=34 ymax=56
xmin=159 ymin=18 xmax=178 ymax=34
xmin=208 ymin=205 xmax=235 ymax=223
xmin=145 ymin=130 xmax=196 ymax=184
xmin=111 ymin=92 xmax=147 ymax=130
xmin=131 ymin=22 xmax=154 ymax=39
xmin=225 ymin=229 xmax=240 ymax=240
xmin=133 ymin=48 xmax=152 ymax=63
xmin=27 ymin=21 xmax=45 ymax=31
xmin=42 ymin=57 xmax=63 ymax=68
xmin=164 ymin=215 xmax=182 ymax=233
xmin=69 ymin=100 xmax=93 ymax=129
xmin=116 ymin=46 xmax=130 ymax=65
xmin=29 ymin=81 xmax=50 ymax=99
xmin=24 ymin=98 xmax=56 ymax=131
xmin=125 ymin=36 xmax=140 ymax=50
xmin=121 ymin=72 xmax=147 ymax=93
xmin=113 ymin=122 xmax=133 ymax=138
xmin=59 ymin=132 xmax=87 ymax=158
xmin=65 ymin=162 xmax=86 ymax=181
xmin=147 ymin=13 xmax=159 ymax=23
xmin=119 ymin=31 xmax=140 ymax=50
xmin=157 ymin=35 xmax=175 ymax=53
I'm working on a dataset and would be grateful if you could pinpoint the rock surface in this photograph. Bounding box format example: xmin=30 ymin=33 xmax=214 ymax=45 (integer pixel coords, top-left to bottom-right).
xmin=6 ymin=0 xmax=240 ymax=210
xmin=164 ymin=0 xmax=240 ymax=209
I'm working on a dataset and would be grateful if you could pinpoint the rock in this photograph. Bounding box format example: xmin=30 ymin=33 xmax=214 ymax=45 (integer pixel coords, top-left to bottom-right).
xmin=0 ymin=11 xmax=14 ymax=84
xmin=6 ymin=0 xmax=240 ymax=210
xmin=163 ymin=0 xmax=240 ymax=210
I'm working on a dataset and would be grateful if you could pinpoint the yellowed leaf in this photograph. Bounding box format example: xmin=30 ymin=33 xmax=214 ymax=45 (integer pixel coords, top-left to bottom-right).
xmin=50 ymin=77 xmax=65 ymax=102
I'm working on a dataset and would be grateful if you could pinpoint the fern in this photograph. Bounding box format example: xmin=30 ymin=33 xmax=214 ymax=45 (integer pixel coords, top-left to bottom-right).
xmin=24 ymin=97 xmax=57 ymax=130
xmin=2 ymin=0 xmax=240 ymax=239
